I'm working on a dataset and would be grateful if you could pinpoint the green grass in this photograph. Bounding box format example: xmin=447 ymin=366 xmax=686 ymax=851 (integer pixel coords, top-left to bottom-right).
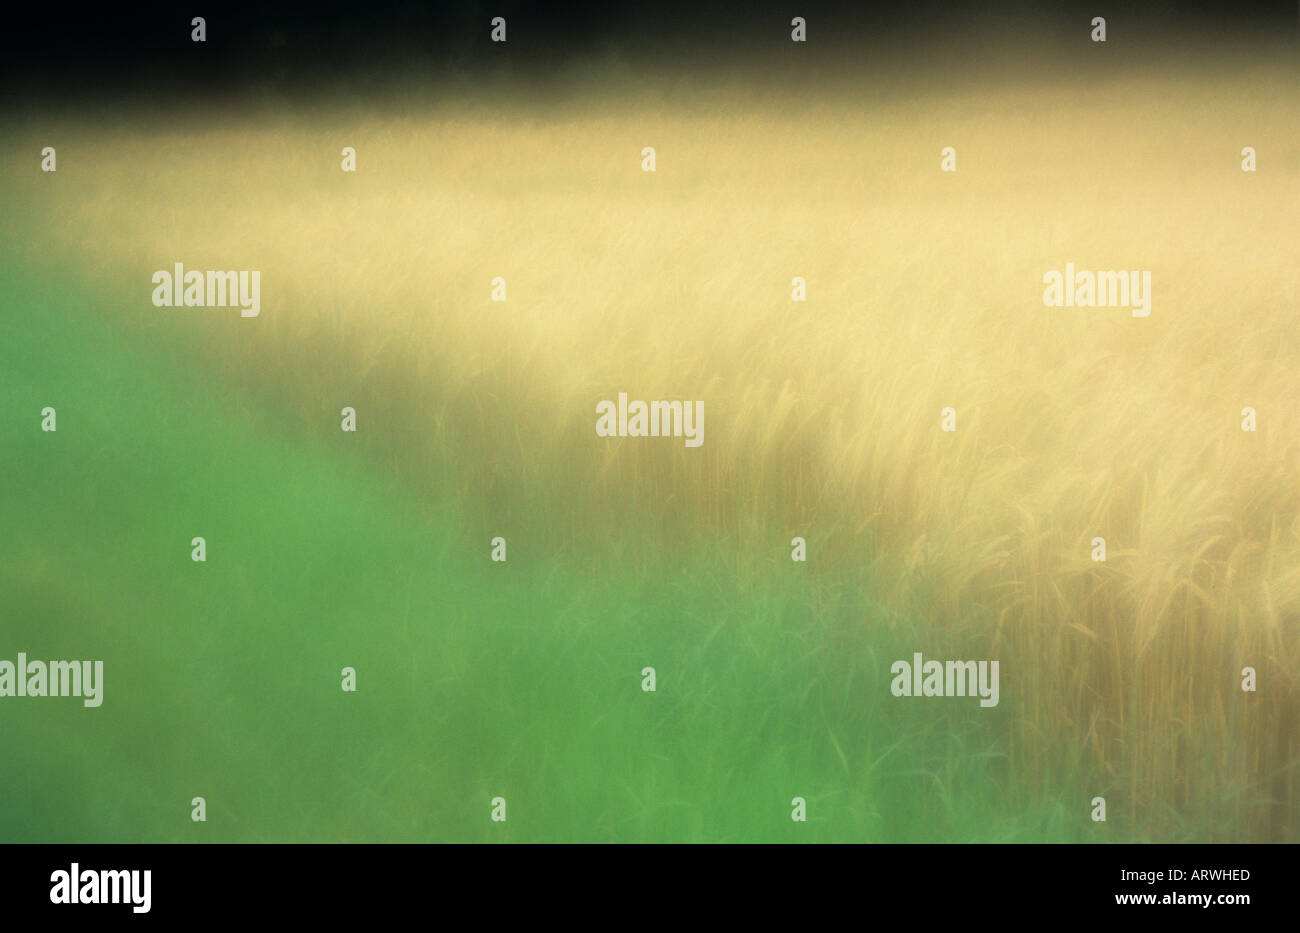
xmin=0 ymin=255 xmax=1106 ymax=843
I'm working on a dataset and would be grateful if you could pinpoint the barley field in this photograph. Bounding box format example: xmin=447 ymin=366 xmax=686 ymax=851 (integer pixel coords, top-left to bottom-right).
xmin=1 ymin=49 xmax=1297 ymax=841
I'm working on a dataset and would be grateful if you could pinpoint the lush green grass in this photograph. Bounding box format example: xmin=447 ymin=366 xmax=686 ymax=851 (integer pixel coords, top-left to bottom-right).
xmin=0 ymin=258 xmax=1100 ymax=842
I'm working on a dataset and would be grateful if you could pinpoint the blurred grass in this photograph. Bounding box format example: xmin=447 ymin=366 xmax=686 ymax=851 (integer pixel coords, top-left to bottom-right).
xmin=1 ymin=55 xmax=1298 ymax=841
xmin=0 ymin=260 xmax=1080 ymax=842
